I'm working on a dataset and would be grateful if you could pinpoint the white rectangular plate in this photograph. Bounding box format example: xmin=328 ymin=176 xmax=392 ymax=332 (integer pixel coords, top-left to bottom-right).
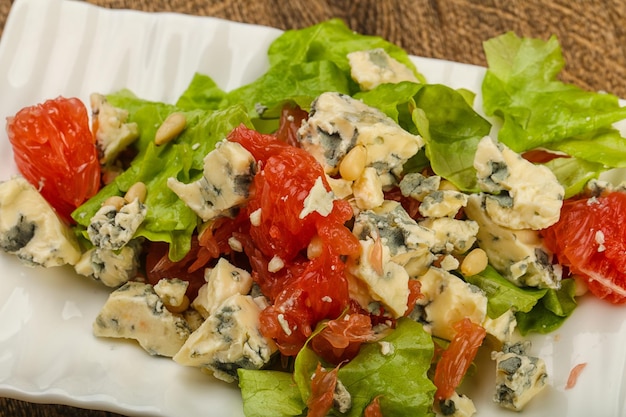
xmin=0 ymin=0 xmax=625 ymax=416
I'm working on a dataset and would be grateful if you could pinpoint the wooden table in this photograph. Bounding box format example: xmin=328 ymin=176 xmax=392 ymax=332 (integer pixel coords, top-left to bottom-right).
xmin=0 ymin=0 xmax=625 ymax=416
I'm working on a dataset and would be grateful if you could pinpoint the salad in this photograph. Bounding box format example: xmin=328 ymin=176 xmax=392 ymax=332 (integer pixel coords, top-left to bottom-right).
xmin=2 ymin=17 xmax=626 ymax=417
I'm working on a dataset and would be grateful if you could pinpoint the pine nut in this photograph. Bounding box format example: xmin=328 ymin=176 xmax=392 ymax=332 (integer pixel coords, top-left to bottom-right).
xmin=439 ymin=179 xmax=460 ymax=191
xmin=165 ymin=295 xmax=190 ymax=314
xmin=307 ymin=235 xmax=324 ymax=259
xmin=460 ymin=248 xmax=488 ymax=276
xmin=369 ymin=236 xmax=384 ymax=276
xmin=339 ymin=145 xmax=367 ymax=181
xmin=102 ymin=196 xmax=125 ymax=210
xmin=571 ymin=274 xmax=589 ymax=297
xmin=154 ymin=112 xmax=186 ymax=145
xmin=124 ymin=181 xmax=147 ymax=204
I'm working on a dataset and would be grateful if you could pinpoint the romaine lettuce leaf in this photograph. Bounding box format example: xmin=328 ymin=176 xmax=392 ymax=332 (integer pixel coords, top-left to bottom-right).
xmin=482 ymin=31 xmax=626 ymax=167
xmin=175 ymin=72 xmax=228 ymax=111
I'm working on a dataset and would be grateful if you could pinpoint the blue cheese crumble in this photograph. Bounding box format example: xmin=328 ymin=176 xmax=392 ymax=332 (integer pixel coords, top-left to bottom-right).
xmin=0 ymin=176 xmax=81 ymax=267
xmin=90 ymin=93 xmax=139 ymax=166
xmin=297 ymin=92 xmax=423 ymax=179
xmin=492 ymin=341 xmax=548 ymax=411
xmin=174 ymin=293 xmax=278 ymax=383
xmin=87 ymin=198 xmax=147 ymax=250
xmin=93 ymin=281 xmax=192 ymax=357
xmin=347 ymin=48 xmax=419 ymax=91
xmin=74 ymin=239 xmax=142 ymax=287
xmin=474 ymin=136 xmax=564 ymax=230
xmin=168 ymin=140 xmax=256 ymax=222
xmin=465 ymin=194 xmax=562 ymax=289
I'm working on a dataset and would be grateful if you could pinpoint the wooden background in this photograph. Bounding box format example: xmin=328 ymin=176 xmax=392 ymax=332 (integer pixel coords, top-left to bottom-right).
xmin=0 ymin=0 xmax=625 ymax=416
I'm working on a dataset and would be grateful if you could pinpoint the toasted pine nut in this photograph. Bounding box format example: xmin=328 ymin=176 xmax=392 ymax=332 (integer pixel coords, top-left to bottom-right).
xmin=155 ymin=112 xmax=186 ymax=145
xmin=307 ymin=235 xmax=324 ymax=259
xmin=102 ymin=196 xmax=125 ymax=210
xmin=369 ymin=236 xmax=384 ymax=276
xmin=439 ymin=179 xmax=460 ymax=191
xmin=165 ymin=295 xmax=190 ymax=314
xmin=571 ymin=274 xmax=589 ymax=297
xmin=460 ymin=248 xmax=488 ymax=276
xmin=339 ymin=145 xmax=367 ymax=181
xmin=124 ymin=181 xmax=147 ymax=204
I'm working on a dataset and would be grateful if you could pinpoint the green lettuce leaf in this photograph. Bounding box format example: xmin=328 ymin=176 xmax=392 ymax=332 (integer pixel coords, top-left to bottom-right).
xmin=292 ymin=319 xmax=435 ymax=417
xmin=544 ymin=156 xmax=603 ymax=199
xmin=516 ymin=278 xmax=578 ymax=335
xmin=465 ymin=265 xmax=547 ymax=319
xmin=356 ymin=82 xmax=491 ymax=192
xmin=175 ymin=72 xmax=228 ymax=111
xmin=267 ymin=18 xmax=424 ymax=86
xmin=412 ymin=84 xmax=492 ymax=192
xmin=337 ymin=319 xmax=435 ymax=417
xmin=237 ymin=369 xmax=305 ymax=417
xmin=482 ymin=31 xmax=626 ymax=166
xmin=223 ymin=18 xmax=425 ymax=132
xmin=72 ymin=92 xmax=252 ymax=261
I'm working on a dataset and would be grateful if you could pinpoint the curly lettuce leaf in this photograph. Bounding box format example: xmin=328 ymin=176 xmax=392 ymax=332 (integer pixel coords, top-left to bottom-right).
xmin=482 ymin=31 xmax=626 ymax=166
xmin=238 ymin=320 xmax=435 ymax=417
xmin=267 ymin=18 xmax=424 ymax=86
xmin=224 ymin=18 xmax=425 ymax=132
xmin=72 ymin=92 xmax=252 ymax=261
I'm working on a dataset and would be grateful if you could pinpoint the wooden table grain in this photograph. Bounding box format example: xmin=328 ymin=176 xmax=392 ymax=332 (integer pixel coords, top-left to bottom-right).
xmin=0 ymin=0 xmax=625 ymax=416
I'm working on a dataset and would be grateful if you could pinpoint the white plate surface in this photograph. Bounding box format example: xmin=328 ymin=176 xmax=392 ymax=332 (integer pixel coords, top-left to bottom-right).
xmin=0 ymin=0 xmax=625 ymax=416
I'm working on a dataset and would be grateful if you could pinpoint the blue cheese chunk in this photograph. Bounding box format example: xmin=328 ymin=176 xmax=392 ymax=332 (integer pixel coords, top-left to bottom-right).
xmin=74 ymin=239 xmax=142 ymax=287
xmin=353 ymin=201 xmax=436 ymax=277
xmin=192 ymin=258 xmax=253 ymax=319
xmin=87 ymin=198 xmax=147 ymax=250
xmin=419 ymin=190 xmax=469 ymax=218
xmin=0 ymin=176 xmax=81 ymax=267
xmin=168 ymin=140 xmax=256 ymax=222
xmin=465 ymin=194 xmax=561 ymax=289
xmin=399 ymin=172 xmax=441 ymax=202
xmin=297 ymin=92 xmax=423 ymax=177
xmin=492 ymin=341 xmax=548 ymax=411
xmin=154 ymin=278 xmax=189 ymax=308
xmin=437 ymin=391 xmax=477 ymax=417
xmin=474 ymin=137 xmax=564 ymax=230
xmin=93 ymin=281 xmax=192 ymax=357
xmin=482 ymin=309 xmax=517 ymax=347
xmin=347 ymin=236 xmax=410 ymax=318
xmin=299 ymin=176 xmax=336 ymax=219
xmin=173 ymin=294 xmax=278 ymax=383
xmin=90 ymin=93 xmax=139 ymax=165
xmin=419 ymin=217 xmax=479 ymax=255
xmin=415 ymin=267 xmax=487 ymax=341
xmin=352 ymin=167 xmax=384 ymax=210
xmin=348 ymin=48 xmax=419 ymax=91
